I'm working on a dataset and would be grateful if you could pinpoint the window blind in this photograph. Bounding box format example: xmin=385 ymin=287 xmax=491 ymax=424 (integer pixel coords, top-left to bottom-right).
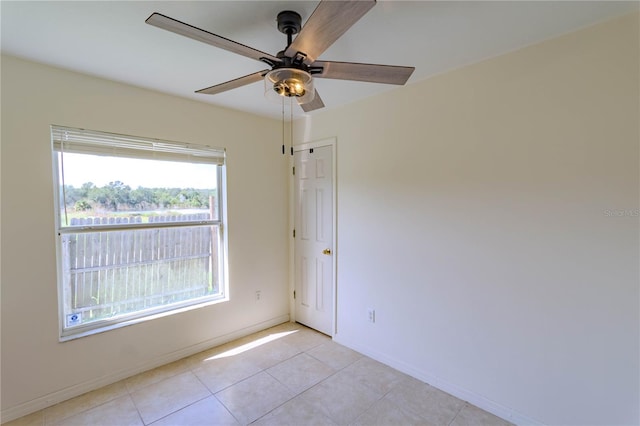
xmin=51 ymin=125 xmax=225 ymax=165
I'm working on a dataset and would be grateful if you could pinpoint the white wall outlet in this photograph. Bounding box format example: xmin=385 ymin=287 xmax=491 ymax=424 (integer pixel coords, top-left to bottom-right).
xmin=368 ymin=308 xmax=375 ymax=323
xmin=255 ymin=290 xmax=261 ymax=301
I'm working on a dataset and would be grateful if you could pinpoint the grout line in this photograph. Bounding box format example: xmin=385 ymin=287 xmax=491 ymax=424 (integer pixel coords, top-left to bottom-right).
xmin=190 ymin=366 xmax=219 ymax=396
xmin=42 ymin=384 xmax=131 ymax=426
xmin=143 ymin=393 xmax=211 ymax=426
xmin=247 ymin=385 xmax=297 ymax=425
xmin=246 ymin=333 xmax=344 ymax=424
xmin=250 ymin=352 xmax=334 ymax=424
xmin=211 ymin=393 xmax=243 ymax=425
xmin=125 ymin=391 xmax=146 ymax=426
xmin=447 ymin=402 xmax=468 ymax=426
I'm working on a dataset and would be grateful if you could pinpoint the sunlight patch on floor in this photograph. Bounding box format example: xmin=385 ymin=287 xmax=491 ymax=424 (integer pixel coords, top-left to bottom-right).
xmin=206 ymin=330 xmax=299 ymax=360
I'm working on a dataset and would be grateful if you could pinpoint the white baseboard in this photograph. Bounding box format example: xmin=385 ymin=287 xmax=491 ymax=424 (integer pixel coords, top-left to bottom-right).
xmin=1 ymin=314 xmax=290 ymax=424
xmin=332 ymin=335 xmax=544 ymax=426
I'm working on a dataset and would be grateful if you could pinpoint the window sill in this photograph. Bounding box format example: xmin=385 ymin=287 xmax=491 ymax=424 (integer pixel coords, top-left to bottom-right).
xmin=59 ymin=296 xmax=229 ymax=342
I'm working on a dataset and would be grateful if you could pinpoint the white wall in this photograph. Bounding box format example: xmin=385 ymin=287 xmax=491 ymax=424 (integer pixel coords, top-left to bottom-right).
xmin=1 ymin=56 xmax=289 ymax=420
xmin=298 ymin=13 xmax=639 ymax=426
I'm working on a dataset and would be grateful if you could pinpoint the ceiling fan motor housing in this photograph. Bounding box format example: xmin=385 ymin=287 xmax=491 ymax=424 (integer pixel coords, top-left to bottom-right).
xmin=277 ymin=11 xmax=302 ymax=36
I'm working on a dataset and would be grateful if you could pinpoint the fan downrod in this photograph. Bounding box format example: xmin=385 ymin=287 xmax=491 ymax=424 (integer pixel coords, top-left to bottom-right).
xmin=277 ymin=10 xmax=302 ymax=46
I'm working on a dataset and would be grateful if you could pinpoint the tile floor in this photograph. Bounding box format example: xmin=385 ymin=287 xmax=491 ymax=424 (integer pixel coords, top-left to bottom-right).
xmin=4 ymin=322 xmax=513 ymax=426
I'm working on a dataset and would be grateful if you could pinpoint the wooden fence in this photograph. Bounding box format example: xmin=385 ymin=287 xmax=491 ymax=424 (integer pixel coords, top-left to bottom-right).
xmin=62 ymin=214 xmax=218 ymax=325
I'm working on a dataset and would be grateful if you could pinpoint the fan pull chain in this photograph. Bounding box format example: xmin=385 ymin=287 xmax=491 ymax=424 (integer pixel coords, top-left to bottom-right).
xmin=281 ymin=97 xmax=285 ymax=155
xmin=290 ymin=97 xmax=294 ymax=156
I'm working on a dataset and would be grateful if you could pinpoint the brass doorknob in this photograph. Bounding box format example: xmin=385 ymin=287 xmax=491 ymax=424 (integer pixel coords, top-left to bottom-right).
xmin=322 ymin=248 xmax=332 ymax=255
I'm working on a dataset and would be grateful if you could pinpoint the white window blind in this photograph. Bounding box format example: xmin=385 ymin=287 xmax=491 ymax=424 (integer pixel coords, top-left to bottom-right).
xmin=51 ymin=125 xmax=225 ymax=165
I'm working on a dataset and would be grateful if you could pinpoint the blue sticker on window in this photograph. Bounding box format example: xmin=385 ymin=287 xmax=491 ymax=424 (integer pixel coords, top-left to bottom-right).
xmin=66 ymin=313 xmax=82 ymax=327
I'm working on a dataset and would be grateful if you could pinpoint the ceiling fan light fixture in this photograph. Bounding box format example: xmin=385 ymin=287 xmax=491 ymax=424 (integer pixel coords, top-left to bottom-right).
xmin=274 ymin=78 xmax=305 ymax=97
xmin=149 ymin=1 xmax=414 ymax=113
xmin=265 ymin=68 xmax=315 ymax=104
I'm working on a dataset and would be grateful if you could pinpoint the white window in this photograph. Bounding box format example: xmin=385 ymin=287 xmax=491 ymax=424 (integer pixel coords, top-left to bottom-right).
xmin=51 ymin=125 xmax=227 ymax=340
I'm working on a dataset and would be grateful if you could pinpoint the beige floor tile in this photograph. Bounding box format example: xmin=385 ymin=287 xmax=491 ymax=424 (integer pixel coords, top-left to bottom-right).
xmin=351 ymin=397 xmax=432 ymax=426
xmin=50 ymin=395 xmax=142 ymax=426
xmin=280 ymin=326 xmax=331 ymax=352
xmin=252 ymin=395 xmax=337 ymax=426
xmin=267 ymin=353 xmax=335 ymax=394
xmin=260 ymin=321 xmax=304 ymax=335
xmin=450 ymin=403 xmax=513 ymax=426
xmin=300 ymin=370 xmax=382 ymax=424
xmin=215 ymin=372 xmax=294 ymax=424
xmin=151 ymin=396 xmax=239 ymax=426
xmin=187 ymin=343 xmax=242 ymax=369
xmin=186 ymin=331 xmax=271 ymax=369
xmin=187 ymin=322 xmax=309 ymax=365
xmin=239 ymin=339 xmax=301 ymax=370
xmin=130 ymin=371 xmax=211 ymax=424
xmin=307 ymin=342 xmax=362 ymax=371
xmin=192 ymin=355 xmax=262 ymax=394
xmin=187 ymin=325 xmax=299 ymax=371
xmin=125 ymin=358 xmax=191 ymax=393
xmin=384 ymin=377 xmax=464 ymax=425
xmin=341 ymin=357 xmax=408 ymax=395
xmin=2 ymin=410 xmax=44 ymax=426
xmin=44 ymin=381 xmax=128 ymax=424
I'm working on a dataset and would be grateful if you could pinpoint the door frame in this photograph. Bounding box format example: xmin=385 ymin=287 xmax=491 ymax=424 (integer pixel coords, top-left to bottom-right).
xmin=290 ymin=137 xmax=337 ymax=336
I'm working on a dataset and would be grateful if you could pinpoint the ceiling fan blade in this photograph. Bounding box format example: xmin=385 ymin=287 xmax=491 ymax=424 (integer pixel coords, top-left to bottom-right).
xmin=313 ymin=61 xmax=415 ymax=85
xmin=299 ymin=90 xmax=325 ymax=112
xmin=146 ymin=13 xmax=280 ymax=64
xmin=196 ymin=70 xmax=269 ymax=95
xmin=285 ymin=1 xmax=376 ymax=65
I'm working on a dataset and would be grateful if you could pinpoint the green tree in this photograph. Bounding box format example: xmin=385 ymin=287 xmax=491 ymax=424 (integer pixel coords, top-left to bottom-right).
xmin=74 ymin=200 xmax=92 ymax=211
xmin=62 ymin=182 xmax=215 ymax=212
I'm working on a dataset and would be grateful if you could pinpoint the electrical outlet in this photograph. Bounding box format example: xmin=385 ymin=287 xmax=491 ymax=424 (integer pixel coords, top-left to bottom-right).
xmin=255 ymin=290 xmax=261 ymax=301
xmin=367 ymin=308 xmax=375 ymax=323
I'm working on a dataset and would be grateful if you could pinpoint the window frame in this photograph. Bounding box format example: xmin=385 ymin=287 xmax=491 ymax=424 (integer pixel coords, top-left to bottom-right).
xmin=51 ymin=125 xmax=229 ymax=341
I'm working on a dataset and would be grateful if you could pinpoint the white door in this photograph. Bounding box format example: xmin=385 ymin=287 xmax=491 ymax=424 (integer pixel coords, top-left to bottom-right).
xmin=294 ymin=144 xmax=333 ymax=335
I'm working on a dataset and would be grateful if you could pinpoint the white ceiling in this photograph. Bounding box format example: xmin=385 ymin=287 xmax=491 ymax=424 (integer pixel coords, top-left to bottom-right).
xmin=1 ymin=1 xmax=637 ymax=120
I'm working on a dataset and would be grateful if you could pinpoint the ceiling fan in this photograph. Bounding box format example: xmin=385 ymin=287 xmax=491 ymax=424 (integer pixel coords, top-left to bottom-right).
xmin=146 ymin=0 xmax=415 ymax=112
